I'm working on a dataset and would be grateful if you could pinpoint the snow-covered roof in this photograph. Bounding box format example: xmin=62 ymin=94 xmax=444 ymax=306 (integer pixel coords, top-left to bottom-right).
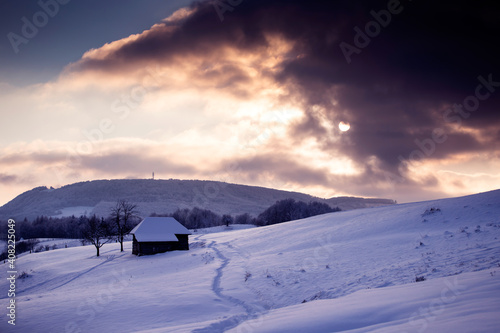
xmin=130 ymin=217 xmax=191 ymax=242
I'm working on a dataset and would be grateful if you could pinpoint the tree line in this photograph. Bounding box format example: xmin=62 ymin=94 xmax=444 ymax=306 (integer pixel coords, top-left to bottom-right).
xmin=0 ymin=198 xmax=340 ymax=257
xmin=0 ymin=200 xmax=140 ymax=258
xmin=255 ymin=198 xmax=340 ymax=226
xmin=159 ymin=198 xmax=340 ymax=228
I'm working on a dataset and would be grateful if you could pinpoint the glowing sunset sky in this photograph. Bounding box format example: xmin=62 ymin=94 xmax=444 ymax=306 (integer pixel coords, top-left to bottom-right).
xmin=0 ymin=0 xmax=499 ymax=206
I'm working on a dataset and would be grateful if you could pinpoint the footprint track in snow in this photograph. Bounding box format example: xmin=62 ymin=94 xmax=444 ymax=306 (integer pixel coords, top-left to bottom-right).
xmin=193 ymin=240 xmax=266 ymax=333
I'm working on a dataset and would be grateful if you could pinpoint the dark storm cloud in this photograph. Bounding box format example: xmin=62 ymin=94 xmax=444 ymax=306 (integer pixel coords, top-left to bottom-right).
xmin=70 ymin=0 xmax=500 ymax=177
xmin=0 ymin=148 xmax=198 ymax=179
xmin=217 ymin=151 xmax=448 ymax=202
xmin=0 ymin=172 xmax=35 ymax=186
xmin=80 ymin=152 xmax=198 ymax=175
xmin=222 ymin=153 xmax=330 ymax=185
xmin=0 ymin=152 xmax=68 ymax=165
xmin=269 ymin=0 xmax=500 ymax=172
xmin=0 ymin=174 xmax=19 ymax=184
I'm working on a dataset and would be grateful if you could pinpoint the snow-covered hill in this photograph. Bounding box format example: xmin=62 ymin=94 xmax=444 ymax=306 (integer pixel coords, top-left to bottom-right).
xmin=1 ymin=190 xmax=499 ymax=332
xmin=0 ymin=179 xmax=395 ymax=221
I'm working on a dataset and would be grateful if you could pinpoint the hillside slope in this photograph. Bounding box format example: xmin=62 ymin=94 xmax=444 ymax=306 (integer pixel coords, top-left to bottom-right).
xmin=0 ymin=179 xmax=395 ymax=220
xmin=0 ymin=189 xmax=498 ymax=332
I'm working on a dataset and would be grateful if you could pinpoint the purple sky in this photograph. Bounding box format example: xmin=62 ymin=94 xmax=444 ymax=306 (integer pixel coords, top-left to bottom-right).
xmin=1 ymin=0 xmax=499 ymax=205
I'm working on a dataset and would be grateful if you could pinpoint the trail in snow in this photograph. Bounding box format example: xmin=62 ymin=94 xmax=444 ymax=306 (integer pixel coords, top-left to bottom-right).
xmin=193 ymin=240 xmax=266 ymax=333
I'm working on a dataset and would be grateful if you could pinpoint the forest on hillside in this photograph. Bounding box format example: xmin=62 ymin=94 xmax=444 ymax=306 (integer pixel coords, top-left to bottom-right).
xmin=0 ymin=199 xmax=340 ymax=258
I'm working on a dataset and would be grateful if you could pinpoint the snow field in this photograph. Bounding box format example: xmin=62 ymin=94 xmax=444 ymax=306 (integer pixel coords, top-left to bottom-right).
xmin=0 ymin=189 xmax=499 ymax=332
xmin=228 ymin=269 xmax=500 ymax=333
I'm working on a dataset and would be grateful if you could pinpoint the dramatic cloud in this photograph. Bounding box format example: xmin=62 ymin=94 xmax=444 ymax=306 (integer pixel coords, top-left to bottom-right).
xmin=65 ymin=0 xmax=500 ymax=159
xmin=1 ymin=0 xmax=499 ymax=205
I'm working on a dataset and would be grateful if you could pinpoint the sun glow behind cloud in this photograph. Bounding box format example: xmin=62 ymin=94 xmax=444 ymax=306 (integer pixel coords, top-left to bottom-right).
xmin=339 ymin=121 xmax=350 ymax=132
xmin=0 ymin=19 xmax=355 ymax=202
xmin=1 ymin=1 xmax=499 ymax=206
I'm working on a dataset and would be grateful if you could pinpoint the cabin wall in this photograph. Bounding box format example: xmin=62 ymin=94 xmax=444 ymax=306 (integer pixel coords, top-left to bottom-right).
xmin=132 ymin=234 xmax=190 ymax=255
xmin=132 ymin=235 xmax=139 ymax=255
xmin=176 ymin=234 xmax=189 ymax=250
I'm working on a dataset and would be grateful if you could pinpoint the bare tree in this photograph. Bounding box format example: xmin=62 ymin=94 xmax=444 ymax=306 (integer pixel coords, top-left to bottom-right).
xmin=81 ymin=215 xmax=114 ymax=257
xmin=110 ymin=200 xmax=138 ymax=252
xmin=111 ymin=202 xmax=122 ymax=248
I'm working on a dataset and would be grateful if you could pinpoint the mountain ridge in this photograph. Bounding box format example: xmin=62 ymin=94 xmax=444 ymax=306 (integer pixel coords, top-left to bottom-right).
xmin=0 ymin=179 xmax=396 ymax=221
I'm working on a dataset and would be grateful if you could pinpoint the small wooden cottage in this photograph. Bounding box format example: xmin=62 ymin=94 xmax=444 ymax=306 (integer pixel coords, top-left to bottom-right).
xmin=130 ymin=217 xmax=191 ymax=255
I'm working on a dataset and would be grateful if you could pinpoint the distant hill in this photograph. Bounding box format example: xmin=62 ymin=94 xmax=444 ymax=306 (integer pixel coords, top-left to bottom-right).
xmin=0 ymin=179 xmax=396 ymax=221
